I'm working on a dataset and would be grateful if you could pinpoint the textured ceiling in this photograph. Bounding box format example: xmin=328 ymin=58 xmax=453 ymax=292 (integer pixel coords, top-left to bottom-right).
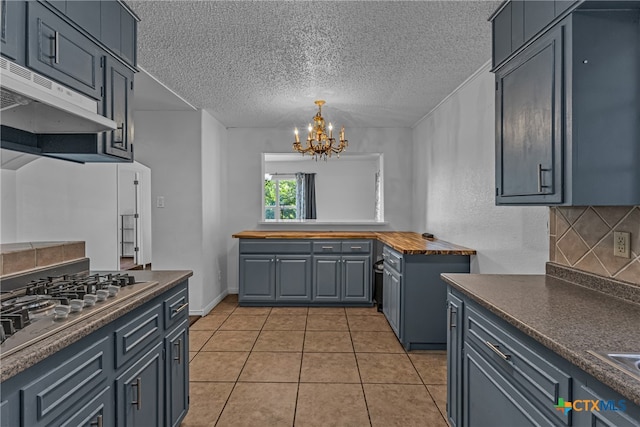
xmin=128 ymin=1 xmax=500 ymax=128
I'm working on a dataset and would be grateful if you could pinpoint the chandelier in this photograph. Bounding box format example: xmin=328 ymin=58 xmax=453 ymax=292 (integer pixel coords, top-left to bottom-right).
xmin=292 ymin=100 xmax=348 ymax=160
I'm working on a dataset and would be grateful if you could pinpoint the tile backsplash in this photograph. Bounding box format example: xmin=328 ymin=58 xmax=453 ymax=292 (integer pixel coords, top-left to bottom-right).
xmin=549 ymin=206 xmax=640 ymax=285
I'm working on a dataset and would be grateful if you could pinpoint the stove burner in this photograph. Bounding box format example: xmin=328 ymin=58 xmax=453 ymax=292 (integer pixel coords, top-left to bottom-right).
xmin=0 ymin=272 xmax=136 ymax=343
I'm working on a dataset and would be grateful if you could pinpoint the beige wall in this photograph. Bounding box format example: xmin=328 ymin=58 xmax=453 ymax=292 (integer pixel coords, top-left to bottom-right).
xmin=550 ymin=206 xmax=640 ymax=285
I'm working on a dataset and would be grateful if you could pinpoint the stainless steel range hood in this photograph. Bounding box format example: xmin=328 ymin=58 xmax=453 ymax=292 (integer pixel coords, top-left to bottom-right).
xmin=0 ymin=57 xmax=117 ymax=134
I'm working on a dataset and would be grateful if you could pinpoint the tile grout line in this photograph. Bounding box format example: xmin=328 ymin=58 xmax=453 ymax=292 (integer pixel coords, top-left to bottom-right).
xmin=347 ymin=311 xmax=375 ymax=427
xmin=291 ymin=311 xmax=308 ymax=426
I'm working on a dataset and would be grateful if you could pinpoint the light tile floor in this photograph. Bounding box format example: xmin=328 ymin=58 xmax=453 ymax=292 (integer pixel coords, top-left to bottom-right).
xmin=183 ymin=295 xmax=449 ymax=427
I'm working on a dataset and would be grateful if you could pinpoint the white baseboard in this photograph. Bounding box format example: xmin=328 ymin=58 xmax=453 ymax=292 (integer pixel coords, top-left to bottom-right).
xmin=228 ymin=287 xmax=239 ymax=294
xmin=188 ymin=290 xmax=229 ymax=317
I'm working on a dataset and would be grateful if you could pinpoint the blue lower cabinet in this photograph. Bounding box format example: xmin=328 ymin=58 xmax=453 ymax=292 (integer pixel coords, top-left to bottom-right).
xmin=165 ymin=320 xmax=189 ymax=427
xmin=382 ymin=268 xmax=401 ymax=337
xmin=313 ymin=256 xmax=341 ymax=302
xmin=448 ymin=286 xmax=640 ymax=427
xmin=116 ymin=342 xmax=164 ymax=427
xmin=0 ymin=395 xmax=19 ymax=427
xmin=463 ymin=344 xmax=556 ymax=427
xmin=0 ymin=280 xmax=190 ymax=427
xmin=275 ymin=255 xmax=311 ymax=301
xmin=342 ymin=255 xmax=371 ymax=302
xmin=57 ymin=385 xmax=113 ymax=427
xmin=572 ymin=379 xmax=640 ymax=427
xmin=239 ymin=255 xmax=276 ymax=301
xmin=21 ymin=336 xmax=111 ymax=426
xmin=383 ymin=246 xmax=470 ymax=350
xmin=238 ymin=239 xmax=373 ymax=305
xmin=447 ymin=292 xmax=464 ymax=427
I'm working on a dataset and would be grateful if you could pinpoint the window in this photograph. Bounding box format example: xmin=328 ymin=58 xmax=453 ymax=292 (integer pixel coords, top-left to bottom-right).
xmin=264 ymin=175 xmax=298 ymax=220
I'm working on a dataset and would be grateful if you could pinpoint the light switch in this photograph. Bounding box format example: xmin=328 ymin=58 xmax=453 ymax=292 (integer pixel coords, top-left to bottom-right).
xmin=157 ymin=196 xmax=165 ymax=208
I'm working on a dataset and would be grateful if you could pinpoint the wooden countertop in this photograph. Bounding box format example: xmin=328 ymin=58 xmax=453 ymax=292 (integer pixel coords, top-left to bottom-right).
xmin=232 ymin=231 xmax=476 ymax=255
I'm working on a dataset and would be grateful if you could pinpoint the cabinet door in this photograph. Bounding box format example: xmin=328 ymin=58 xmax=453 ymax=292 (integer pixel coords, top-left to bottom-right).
xmin=446 ymin=291 xmax=464 ymax=427
xmin=313 ymin=256 xmax=341 ymax=302
xmin=523 ymin=0 xmax=555 ymax=40
xmin=383 ymin=269 xmax=401 ymax=337
xmin=27 ymin=1 xmax=102 ymax=99
xmin=239 ymin=255 xmax=275 ymax=302
xmin=0 ymin=396 xmax=18 ymax=427
xmin=463 ymin=345 xmax=556 ymax=427
xmin=495 ymin=24 xmax=563 ymax=204
xmin=166 ymin=320 xmax=189 ymax=427
xmin=116 ymin=342 xmax=164 ymax=427
xmin=276 ymin=255 xmax=311 ymax=301
xmin=120 ymin=6 xmax=136 ymax=66
xmin=65 ymin=0 xmax=100 ymax=39
xmin=103 ymin=55 xmax=134 ymax=161
xmin=492 ymin=2 xmax=512 ymax=67
xmin=572 ymin=380 xmax=639 ymax=427
xmin=341 ymin=255 xmax=371 ymax=303
xmin=0 ymin=0 xmax=22 ymax=61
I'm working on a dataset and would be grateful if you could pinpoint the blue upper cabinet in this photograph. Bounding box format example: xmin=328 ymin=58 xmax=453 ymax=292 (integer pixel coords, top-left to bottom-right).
xmin=0 ymin=0 xmax=25 ymax=61
xmin=492 ymin=2 xmax=640 ymax=206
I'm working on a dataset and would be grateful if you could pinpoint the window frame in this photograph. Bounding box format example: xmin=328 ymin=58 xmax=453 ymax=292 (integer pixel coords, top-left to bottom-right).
xmin=263 ymin=174 xmax=298 ymax=221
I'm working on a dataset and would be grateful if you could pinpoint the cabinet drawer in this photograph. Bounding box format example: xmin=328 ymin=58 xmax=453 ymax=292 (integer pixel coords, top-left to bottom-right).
xmin=21 ymin=336 xmax=110 ymax=426
xmin=465 ymin=304 xmax=571 ymax=425
xmin=240 ymin=240 xmax=311 ymax=254
xmin=341 ymin=240 xmax=371 ymax=253
xmin=382 ymin=246 xmax=403 ymax=274
xmin=57 ymin=385 xmax=113 ymax=427
xmin=27 ymin=1 xmax=102 ymax=100
xmin=312 ymin=241 xmax=342 ymax=253
xmin=164 ymin=282 xmax=189 ymax=330
xmin=114 ymin=303 xmax=162 ymax=368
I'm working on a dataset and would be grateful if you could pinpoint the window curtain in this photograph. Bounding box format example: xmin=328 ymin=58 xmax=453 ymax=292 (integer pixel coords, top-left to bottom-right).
xmin=374 ymin=171 xmax=382 ymax=221
xmin=304 ymin=173 xmax=317 ymax=220
xmin=295 ymin=172 xmax=317 ymax=220
xmin=295 ymin=173 xmax=304 ymax=219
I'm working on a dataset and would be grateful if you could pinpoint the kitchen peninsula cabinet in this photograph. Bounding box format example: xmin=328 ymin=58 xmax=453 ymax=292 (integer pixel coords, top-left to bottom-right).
xmin=382 ymin=245 xmax=471 ymax=350
xmin=238 ymin=239 xmax=368 ymax=305
xmin=0 ymin=278 xmax=191 ymax=427
xmin=493 ymin=6 xmax=640 ymax=206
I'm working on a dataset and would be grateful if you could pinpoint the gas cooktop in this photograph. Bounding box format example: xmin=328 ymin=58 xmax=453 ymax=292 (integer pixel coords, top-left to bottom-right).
xmin=0 ymin=264 xmax=158 ymax=358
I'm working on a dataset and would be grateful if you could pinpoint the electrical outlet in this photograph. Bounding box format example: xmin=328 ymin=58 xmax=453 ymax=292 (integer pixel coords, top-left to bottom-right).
xmin=613 ymin=231 xmax=631 ymax=258
xmin=156 ymin=196 xmax=165 ymax=208
xmin=218 ymin=270 xmax=222 ymax=282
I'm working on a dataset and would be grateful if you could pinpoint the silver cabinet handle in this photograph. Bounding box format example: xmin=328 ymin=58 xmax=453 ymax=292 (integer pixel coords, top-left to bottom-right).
xmin=537 ymin=164 xmax=551 ymax=193
xmin=90 ymin=415 xmax=103 ymax=427
xmin=350 ymin=246 xmax=362 ymax=249
xmin=448 ymin=305 xmax=457 ymax=329
xmin=485 ymin=341 xmax=511 ymax=361
xmin=54 ymin=31 xmax=59 ymax=64
xmin=321 ymin=246 xmax=333 ymax=250
xmin=131 ymin=378 xmax=142 ymax=410
xmin=174 ymin=338 xmax=182 ymax=364
xmin=172 ymin=302 xmax=189 ymax=314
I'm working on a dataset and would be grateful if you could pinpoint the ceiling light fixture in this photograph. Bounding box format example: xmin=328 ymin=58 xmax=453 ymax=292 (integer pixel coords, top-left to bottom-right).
xmin=292 ymin=100 xmax=348 ymax=160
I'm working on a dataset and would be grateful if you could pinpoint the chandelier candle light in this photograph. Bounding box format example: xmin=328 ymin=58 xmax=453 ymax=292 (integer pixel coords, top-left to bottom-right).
xmin=293 ymin=100 xmax=348 ymax=160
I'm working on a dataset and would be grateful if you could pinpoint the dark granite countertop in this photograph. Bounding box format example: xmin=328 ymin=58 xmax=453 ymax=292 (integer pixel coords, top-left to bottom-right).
xmin=0 ymin=270 xmax=192 ymax=382
xmin=441 ymin=265 xmax=640 ymax=407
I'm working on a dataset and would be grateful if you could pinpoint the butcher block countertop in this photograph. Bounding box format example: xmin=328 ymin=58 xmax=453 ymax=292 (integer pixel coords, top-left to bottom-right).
xmin=232 ymin=231 xmax=476 ymax=255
